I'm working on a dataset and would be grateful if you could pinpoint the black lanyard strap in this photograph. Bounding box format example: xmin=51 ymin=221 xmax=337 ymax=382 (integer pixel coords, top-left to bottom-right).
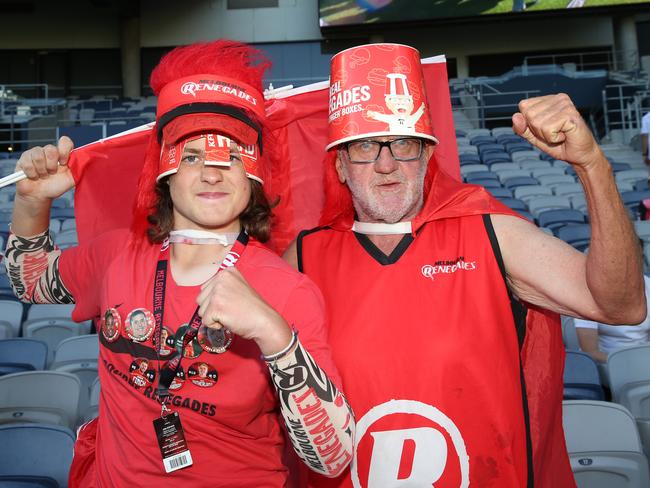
xmin=154 ymin=230 xmax=249 ymax=400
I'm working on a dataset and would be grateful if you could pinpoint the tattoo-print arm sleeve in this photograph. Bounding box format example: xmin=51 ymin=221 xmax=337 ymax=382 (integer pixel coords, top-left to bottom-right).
xmin=267 ymin=338 xmax=355 ymax=478
xmin=4 ymin=230 xmax=74 ymax=304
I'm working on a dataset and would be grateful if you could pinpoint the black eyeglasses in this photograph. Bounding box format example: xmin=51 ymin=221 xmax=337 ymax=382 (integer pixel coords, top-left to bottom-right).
xmin=343 ymin=138 xmax=424 ymax=163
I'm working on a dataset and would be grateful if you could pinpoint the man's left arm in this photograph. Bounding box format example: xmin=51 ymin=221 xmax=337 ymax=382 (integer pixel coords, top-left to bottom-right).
xmin=491 ymin=93 xmax=646 ymax=325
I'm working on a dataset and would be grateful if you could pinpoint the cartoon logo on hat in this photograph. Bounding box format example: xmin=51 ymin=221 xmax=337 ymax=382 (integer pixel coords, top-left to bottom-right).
xmin=366 ymin=73 xmax=425 ymax=133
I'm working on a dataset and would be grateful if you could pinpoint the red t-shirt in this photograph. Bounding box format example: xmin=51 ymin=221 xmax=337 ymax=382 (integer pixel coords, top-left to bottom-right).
xmin=59 ymin=229 xmax=341 ymax=488
xmin=300 ymin=216 xmax=530 ymax=487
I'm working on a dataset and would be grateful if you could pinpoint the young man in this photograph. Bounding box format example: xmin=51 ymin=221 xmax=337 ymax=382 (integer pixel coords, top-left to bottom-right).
xmin=285 ymin=43 xmax=645 ymax=487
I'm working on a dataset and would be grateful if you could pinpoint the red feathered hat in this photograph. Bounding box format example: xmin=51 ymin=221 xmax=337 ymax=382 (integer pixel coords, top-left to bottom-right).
xmin=132 ymin=40 xmax=271 ymax=238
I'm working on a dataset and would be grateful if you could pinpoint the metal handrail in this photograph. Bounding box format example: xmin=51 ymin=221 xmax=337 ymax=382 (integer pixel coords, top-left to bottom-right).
xmin=523 ymin=49 xmax=639 ymax=72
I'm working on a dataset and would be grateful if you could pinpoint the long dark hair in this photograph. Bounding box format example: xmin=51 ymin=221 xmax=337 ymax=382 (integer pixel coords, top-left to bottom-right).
xmin=146 ymin=178 xmax=272 ymax=243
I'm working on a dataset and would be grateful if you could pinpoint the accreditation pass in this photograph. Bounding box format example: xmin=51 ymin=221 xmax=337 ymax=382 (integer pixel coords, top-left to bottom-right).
xmin=153 ymin=412 xmax=194 ymax=473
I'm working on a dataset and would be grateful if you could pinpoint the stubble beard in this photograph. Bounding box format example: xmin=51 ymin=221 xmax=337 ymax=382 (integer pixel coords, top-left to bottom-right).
xmin=343 ymin=162 xmax=427 ymax=224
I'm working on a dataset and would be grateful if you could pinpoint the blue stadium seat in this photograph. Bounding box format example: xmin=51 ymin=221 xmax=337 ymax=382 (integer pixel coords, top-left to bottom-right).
xmin=477 ymin=143 xmax=506 ymax=156
xmin=482 ymin=152 xmax=511 ymax=166
xmin=459 ymin=154 xmax=481 ymax=165
xmin=620 ymin=191 xmax=650 ymax=219
xmin=611 ymin=162 xmax=632 ymax=172
xmin=486 ymin=188 xmax=512 ymax=199
xmin=464 ymin=171 xmax=499 ymax=182
xmin=496 ymin=197 xmax=527 ymax=212
xmin=503 ymin=176 xmax=539 ymax=190
xmin=50 ymin=208 xmax=75 ymax=220
xmin=564 ymin=351 xmax=605 ymax=401
xmin=0 ymin=339 xmax=47 ymax=376
xmin=557 ymin=224 xmax=591 ymax=251
xmin=0 ymin=424 xmax=75 ymax=488
xmin=465 ymin=178 xmax=502 ymax=189
xmin=536 ymin=209 xmax=586 ymax=233
xmin=469 ymin=135 xmax=496 ymax=146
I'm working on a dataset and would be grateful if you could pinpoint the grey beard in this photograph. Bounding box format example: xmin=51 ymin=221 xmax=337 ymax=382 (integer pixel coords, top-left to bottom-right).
xmin=342 ymin=162 xmax=426 ymax=223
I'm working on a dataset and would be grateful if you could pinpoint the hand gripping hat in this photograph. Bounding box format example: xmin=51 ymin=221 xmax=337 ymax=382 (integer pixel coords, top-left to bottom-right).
xmin=326 ymin=43 xmax=438 ymax=150
xmin=133 ymin=40 xmax=271 ymax=237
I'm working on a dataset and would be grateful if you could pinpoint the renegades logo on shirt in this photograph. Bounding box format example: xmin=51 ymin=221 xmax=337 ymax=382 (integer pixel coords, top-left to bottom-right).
xmin=352 ymin=400 xmax=470 ymax=488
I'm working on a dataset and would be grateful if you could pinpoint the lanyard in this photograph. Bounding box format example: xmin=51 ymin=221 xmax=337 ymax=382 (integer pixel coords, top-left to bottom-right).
xmin=153 ymin=229 xmax=248 ymax=402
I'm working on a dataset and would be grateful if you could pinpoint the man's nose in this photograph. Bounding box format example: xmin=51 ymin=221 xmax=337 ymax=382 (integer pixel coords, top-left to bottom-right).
xmin=373 ymin=145 xmax=399 ymax=174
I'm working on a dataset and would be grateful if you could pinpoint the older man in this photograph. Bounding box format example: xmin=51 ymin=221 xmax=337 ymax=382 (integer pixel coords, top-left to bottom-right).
xmin=284 ymin=43 xmax=645 ymax=487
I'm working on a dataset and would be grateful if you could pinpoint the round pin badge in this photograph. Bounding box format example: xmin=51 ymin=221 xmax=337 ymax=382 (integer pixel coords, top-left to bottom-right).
xmin=175 ymin=325 xmax=203 ymax=359
xmin=101 ymin=308 xmax=121 ymax=343
xmin=198 ymin=324 xmax=233 ymax=354
xmin=129 ymin=358 xmax=156 ymax=388
xmin=156 ymin=326 xmax=176 ymax=357
xmin=125 ymin=308 xmax=155 ymax=342
xmin=169 ymin=366 xmax=186 ymax=392
xmin=188 ymin=361 xmax=218 ymax=388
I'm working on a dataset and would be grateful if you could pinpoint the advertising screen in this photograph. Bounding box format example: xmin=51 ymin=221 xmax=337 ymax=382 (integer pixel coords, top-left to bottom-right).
xmin=319 ymin=0 xmax=650 ymax=27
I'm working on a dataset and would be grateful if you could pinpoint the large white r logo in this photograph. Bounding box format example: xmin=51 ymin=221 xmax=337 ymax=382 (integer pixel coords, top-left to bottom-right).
xmin=368 ymin=428 xmax=447 ymax=487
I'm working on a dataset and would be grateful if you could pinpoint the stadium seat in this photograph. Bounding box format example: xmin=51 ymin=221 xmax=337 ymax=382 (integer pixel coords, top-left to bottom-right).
xmin=564 ymin=351 xmax=605 ymax=401
xmin=26 ymin=303 xmax=75 ymax=322
xmin=496 ymin=198 xmax=527 ymax=212
xmin=477 ymin=143 xmax=505 ymax=156
xmin=557 ymin=224 xmax=591 ymax=251
xmin=537 ymin=209 xmax=586 ymax=232
xmin=561 ymin=316 xmax=581 ymax=351
xmin=527 ymin=196 xmax=572 ymax=218
xmin=570 ymin=194 xmax=588 ymax=213
xmin=497 ymin=170 xmax=531 ymax=183
xmin=505 ymin=142 xmax=532 ymax=154
xmin=620 ymin=191 xmax=650 ymax=219
xmin=486 ymin=188 xmax=512 ymax=199
xmin=458 ymin=145 xmax=479 ymax=156
xmin=491 ymin=127 xmax=516 ymax=138
xmin=511 ymin=150 xmax=541 ymax=162
xmin=553 ymin=183 xmax=584 ymax=198
xmin=518 ymin=160 xmax=552 ymax=172
xmin=513 ymin=185 xmax=553 ymax=202
xmin=464 ymin=171 xmax=498 ymax=182
xmin=55 ymin=229 xmax=78 ymax=249
xmin=503 ymin=176 xmax=540 ymax=191
xmin=616 ymin=170 xmax=648 ymax=186
xmin=537 ymin=174 xmax=576 ymax=187
xmin=531 ymin=167 xmax=567 ymax=179
xmin=51 ymin=334 xmax=99 ymax=419
xmin=490 ymin=162 xmax=519 ymax=173
xmin=23 ymin=318 xmax=87 ymax=366
xmin=459 ymin=153 xmax=481 ymax=164
xmin=464 ymin=178 xmax=502 ymax=189
xmin=82 ymin=376 xmax=101 ymax=424
xmin=482 ymin=152 xmax=511 ymax=166
xmin=635 ymin=180 xmax=649 ymax=192
xmin=611 ymin=162 xmax=632 ymax=173
xmin=0 ymin=339 xmax=47 ymax=376
xmin=563 ymin=400 xmax=650 ymax=488
xmin=0 ymin=300 xmax=24 ymax=337
xmin=0 ymin=371 xmax=81 ymax=429
xmin=50 ymin=208 xmax=75 ymax=220
xmin=0 ymin=423 xmax=75 ymax=488
xmin=608 ymin=345 xmax=650 ymax=408
xmin=634 ymin=221 xmax=650 ymax=242
xmin=460 ymin=164 xmax=489 ymax=177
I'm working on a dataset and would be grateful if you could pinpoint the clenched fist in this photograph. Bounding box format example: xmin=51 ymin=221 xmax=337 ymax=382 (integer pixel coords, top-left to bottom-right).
xmin=512 ymin=94 xmax=604 ymax=171
xmin=16 ymin=136 xmax=75 ymax=201
xmin=196 ymin=267 xmax=292 ymax=356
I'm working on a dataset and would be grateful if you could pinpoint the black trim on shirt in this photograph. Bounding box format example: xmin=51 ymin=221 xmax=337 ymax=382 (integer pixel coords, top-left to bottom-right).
xmin=353 ymin=232 xmax=414 ymax=266
xmin=296 ymin=227 xmax=329 ymax=273
xmin=482 ymin=213 xmax=534 ymax=488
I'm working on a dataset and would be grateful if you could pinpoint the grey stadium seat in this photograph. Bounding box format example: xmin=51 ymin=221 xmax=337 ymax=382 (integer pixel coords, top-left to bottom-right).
xmin=23 ymin=318 xmax=87 ymax=366
xmin=0 ymin=300 xmax=24 ymax=337
xmin=563 ymin=400 xmax=650 ymax=488
xmin=51 ymin=334 xmax=99 ymax=420
xmin=513 ymin=185 xmax=553 ymax=202
xmin=0 ymin=338 xmax=47 ymax=376
xmin=527 ymin=196 xmax=572 ymax=218
xmin=0 ymin=423 xmax=75 ymax=488
xmin=82 ymin=376 xmax=101 ymax=424
xmin=0 ymin=371 xmax=81 ymax=430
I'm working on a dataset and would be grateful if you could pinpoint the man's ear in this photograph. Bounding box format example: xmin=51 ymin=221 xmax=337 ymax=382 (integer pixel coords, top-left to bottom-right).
xmin=335 ymin=152 xmax=346 ymax=184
